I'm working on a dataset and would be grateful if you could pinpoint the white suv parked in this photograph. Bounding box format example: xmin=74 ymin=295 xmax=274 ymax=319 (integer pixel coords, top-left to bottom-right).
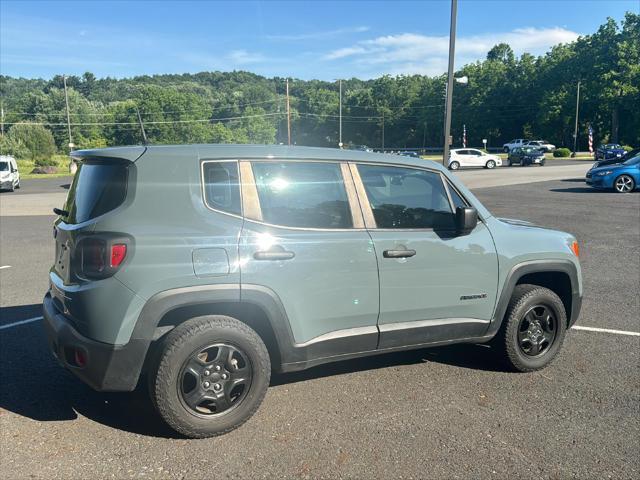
xmin=0 ymin=155 xmax=20 ymax=192
xmin=503 ymin=139 xmax=529 ymax=152
xmin=448 ymin=149 xmax=502 ymax=170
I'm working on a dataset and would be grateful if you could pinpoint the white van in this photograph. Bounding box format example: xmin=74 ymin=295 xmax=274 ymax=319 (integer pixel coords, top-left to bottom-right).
xmin=0 ymin=155 xmax=21 ymax=191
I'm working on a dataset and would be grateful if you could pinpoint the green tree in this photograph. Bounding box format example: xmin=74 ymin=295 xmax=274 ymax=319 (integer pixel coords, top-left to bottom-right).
xmin=5 ymin=122 xmax=56 ymax=163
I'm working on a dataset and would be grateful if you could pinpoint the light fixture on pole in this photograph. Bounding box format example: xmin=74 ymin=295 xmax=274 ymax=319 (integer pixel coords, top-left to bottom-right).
xmin=442 ymin=0 xmax=459 ymax=166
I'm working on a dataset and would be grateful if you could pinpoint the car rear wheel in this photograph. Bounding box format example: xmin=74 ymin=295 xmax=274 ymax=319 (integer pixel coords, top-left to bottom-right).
xmin=485 ymin=160 xmax=496 ymax=169
xmin=614 ymin=174 xmax=635 ymax=193
xmin=449 ymin=161 xmax=460 ymax=171
xmin=503 ymin=147 xmax=509 ymax=153
xmin=151 ymin=315 xmax=271 ymax=438
xmin=493 ymin=284 xmax=567 ymax=372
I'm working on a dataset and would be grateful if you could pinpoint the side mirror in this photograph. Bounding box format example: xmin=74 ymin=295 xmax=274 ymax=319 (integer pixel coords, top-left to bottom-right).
xmin=455 ymin=206 xmax=478 ymax=235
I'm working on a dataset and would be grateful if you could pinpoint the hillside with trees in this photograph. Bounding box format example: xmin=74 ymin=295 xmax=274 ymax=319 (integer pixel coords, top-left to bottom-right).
xmin=1 ymin=13 xmax=637 ymax=159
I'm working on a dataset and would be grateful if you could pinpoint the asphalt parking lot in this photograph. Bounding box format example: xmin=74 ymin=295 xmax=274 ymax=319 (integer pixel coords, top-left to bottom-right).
xmin=1 ymin=166 xmax=638 ymax=479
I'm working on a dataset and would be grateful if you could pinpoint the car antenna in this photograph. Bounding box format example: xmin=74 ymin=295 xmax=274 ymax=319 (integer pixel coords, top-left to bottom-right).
xmin=135 ymin=107 xmax=149 ymax=145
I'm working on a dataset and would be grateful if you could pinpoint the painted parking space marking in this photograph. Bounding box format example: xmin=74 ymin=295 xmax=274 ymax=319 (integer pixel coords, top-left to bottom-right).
xmin=0 ymin=265 xmax=12 ymax=270
xmin=572 ymin=325 xmax=640 ymax=337
xmin=0 ymin=316 xmax=43 ymax=331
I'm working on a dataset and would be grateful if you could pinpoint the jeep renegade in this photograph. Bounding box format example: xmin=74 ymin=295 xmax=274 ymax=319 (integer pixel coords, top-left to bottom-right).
xmin=43 ymin=144 xmax=582 ymax=438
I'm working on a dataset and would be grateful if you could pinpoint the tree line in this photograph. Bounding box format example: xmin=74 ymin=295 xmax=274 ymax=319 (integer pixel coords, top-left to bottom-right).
xmin=0 ymin=13 xmax=637 ymax=162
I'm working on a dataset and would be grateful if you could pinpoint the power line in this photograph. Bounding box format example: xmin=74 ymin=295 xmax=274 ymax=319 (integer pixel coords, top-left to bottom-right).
xmin=2 ymin=112 xmax=283 ymax=127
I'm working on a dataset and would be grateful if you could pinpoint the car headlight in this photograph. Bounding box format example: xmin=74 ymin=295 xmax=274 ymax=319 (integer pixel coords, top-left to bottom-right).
xmin=596 ymin=170 xmax=613 ymax=176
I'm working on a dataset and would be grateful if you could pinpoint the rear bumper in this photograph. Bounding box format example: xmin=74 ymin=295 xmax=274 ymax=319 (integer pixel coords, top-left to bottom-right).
xmin=42 ymin=292 xmax=148 ymax=392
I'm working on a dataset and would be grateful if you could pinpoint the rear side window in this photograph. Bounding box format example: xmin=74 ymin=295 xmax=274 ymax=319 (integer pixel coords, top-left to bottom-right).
xmin=357 ymin=164 xmax=455 ymax=230
xmin=202 ymin=161 xmax=241 ymax=215
xmin=64 ymin=162 xmax=128 ymax=224
xmin=251 ymin=161 xmax=352 ymax=229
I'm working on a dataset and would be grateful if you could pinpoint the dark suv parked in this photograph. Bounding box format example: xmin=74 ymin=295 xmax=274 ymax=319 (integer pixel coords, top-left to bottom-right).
xmin=44 ymin=144 xmax=582 ymax=438
xmin=507 ymin=146 xmax=546 ymax=166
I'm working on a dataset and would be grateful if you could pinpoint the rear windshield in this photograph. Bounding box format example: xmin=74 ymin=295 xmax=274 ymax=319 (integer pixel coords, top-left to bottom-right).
xmin=63 ymin=162 xmax=128 ymax=224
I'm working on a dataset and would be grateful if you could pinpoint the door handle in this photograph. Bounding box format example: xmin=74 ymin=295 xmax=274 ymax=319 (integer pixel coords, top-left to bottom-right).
xmin=383 ymin=249 xmax=416 ymax=258
xmin=253 ymin=246 xmax=295 ymax=261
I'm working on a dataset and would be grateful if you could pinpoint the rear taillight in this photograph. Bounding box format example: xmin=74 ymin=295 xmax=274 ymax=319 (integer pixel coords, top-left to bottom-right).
xmin=79 ymin=237 xmax=129 ymax=279
xmin=110 ymin=244 xmax=127 ymax=267
xmin=82 ymin=238 xmax=107 ymax=275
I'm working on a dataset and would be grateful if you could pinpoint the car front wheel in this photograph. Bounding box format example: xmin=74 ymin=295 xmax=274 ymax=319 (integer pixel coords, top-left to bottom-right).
xmin=493 ymin=284 xmax=567 ymax=372
xmin=485 ymin=160 xmax=496 ymax=169
xmin=151 ymin=315 xmax=271 ymax=438
xmin=614 ymin=174 xmax=635 ymax=193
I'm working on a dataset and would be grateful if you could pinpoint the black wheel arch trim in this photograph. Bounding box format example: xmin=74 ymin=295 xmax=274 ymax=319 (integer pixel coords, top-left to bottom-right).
xmin=485 ymin=259 xmax=582 ymax=339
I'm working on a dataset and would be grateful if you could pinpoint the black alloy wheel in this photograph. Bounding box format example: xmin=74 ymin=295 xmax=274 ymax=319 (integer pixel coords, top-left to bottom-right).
xmin=178 ymin=343 xmax=252 ymax=416
xmin=516 ymin=305 xmax=557 ymax=357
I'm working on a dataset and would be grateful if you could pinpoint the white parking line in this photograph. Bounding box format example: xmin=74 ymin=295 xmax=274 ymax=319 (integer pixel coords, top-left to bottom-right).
xmin=0 ymin=265 xmax=12 ymax=270
xmin=572 ymin=325 xmax=640 ymax=337
xmin=0 ymin=316 xmax=43 ymax=331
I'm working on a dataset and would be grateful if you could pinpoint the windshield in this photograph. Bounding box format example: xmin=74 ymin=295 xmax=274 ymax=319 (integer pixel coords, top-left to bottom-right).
xmin=0 ymin=162 xmax=9 ymax=172
xmin=522 ymin=147 xmax=540 ymax=153
xmin=622 ymin=155 xmax=640 ymax=166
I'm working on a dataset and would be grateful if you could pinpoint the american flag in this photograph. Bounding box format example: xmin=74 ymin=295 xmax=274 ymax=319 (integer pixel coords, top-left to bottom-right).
xmin=462 ymin=124 xmax=467 ymax=148
xmin=588 ymin=125 xmax=594 ymax=155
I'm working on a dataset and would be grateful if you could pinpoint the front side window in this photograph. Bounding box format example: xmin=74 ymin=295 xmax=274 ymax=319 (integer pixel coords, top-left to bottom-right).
xmin=203 ymin=161 xmax=241 ymax=215
xmin=357 ymin=164 xmax=455 ymax=230
xmin=251 ymin=161 xmax=352 ymax=229
xmin=0 ymin=162 xmax=9 ymax=171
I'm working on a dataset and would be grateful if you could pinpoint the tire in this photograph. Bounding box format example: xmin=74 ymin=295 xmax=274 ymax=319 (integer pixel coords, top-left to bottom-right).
xmin=507 ymin=159 xmax=513 ymax=167
xmin=540 ymin=160 xmax=546 ymax=167
xmin=449 ymin=161 xmax=460 ymax=171
xmin=614 ymin=174 xmax=635 ymax=193
xmin=151 ymin=315 xmax=271 ymax=438
xmin=15 ymin=181 xmax=20 ymax=189
xmin=485 ymin=160 xmax=496 ymax=169
xmin=493 ymin=284 xmax=567 ymax=372
xmin=503 ymin=147 xmax=509 ymax=153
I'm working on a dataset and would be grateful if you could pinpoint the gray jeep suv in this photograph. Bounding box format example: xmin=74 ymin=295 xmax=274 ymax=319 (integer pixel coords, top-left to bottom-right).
xmin=43 ymin=144 xmax=582 ymax=438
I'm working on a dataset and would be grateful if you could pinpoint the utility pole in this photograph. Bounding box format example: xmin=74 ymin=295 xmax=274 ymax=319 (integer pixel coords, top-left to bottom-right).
xmin=442 ymin=0 xmax=458 ymax=166
xmin=136 ymin=107 xmax=148 ymax=145
xmin=422 ymin=121 xmax=427 ymax=150
xmin=286 ymin=78 xmax=291 ymax=145
xmin=1 ymin=103 xmax=4 ymax=137
xmin=381 ymin=112 xmax=385 ymax=151
xmin=572 ymin=80 xmax=581 ymax=157
xmin=338 ymin=79 xmax=343 ymax=148
xmin=63 ymin=75 xmax=73 ymax=152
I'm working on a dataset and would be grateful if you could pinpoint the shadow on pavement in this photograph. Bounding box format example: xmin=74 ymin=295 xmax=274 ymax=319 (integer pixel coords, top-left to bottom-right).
xmin=1 ymin=303 xmax=504 ymax=438
xmin=272 ymin=343 xmax=503 ymax=386
xmin=550 ymin=187 xmax=615 ymax=193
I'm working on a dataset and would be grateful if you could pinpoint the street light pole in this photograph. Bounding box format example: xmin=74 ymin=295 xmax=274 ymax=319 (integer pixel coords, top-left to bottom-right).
xmin=63 ymin=75 xmax=73 ymax=152
xmin=339 ymin=79 xmax=343 ymax=148
xmin=442 ymin=0 xmax=458 ymax=166
xmin=286 ymin=78 xmax=291 ymax=146
xmin=572 ymin=80 xmax=581 ymax=157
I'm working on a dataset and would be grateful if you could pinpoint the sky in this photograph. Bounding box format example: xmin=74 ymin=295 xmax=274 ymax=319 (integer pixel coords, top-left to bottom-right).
xmin=1 ymin=0 xmax=637 ymax=80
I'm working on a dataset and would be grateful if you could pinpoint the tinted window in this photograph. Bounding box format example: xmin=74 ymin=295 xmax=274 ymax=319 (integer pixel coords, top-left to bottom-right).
xmin=0 ymin=162 xmax=8 ymax=171
xmin=203 ymin=161 xmax=241 ymax=215
xmin=357 ymin=164 xmax=454 ymax=229
xmin=64 ymin=162 xmax=127 ymax=224
xmin=251 ymin=161 xmax=352 ymax=229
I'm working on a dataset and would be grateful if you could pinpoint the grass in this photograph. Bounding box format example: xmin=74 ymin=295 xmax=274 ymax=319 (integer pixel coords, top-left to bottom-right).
xmin=17 ymin=154 xmax=71 ymax=178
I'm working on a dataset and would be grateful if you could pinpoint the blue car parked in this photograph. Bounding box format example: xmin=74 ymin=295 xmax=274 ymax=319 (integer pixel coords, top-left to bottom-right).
xmin=586 ymin=154 xmax=640 ymax=193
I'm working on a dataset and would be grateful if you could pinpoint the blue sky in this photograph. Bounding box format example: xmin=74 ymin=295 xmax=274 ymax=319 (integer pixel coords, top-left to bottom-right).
xmin=1 ymin=1 xmax=637 ymax=80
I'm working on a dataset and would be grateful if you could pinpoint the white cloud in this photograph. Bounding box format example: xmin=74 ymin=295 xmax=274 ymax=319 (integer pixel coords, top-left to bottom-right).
xmin=266 ymin=26 xmax=370 ymax=41
xmin=324 ymin=27 xmax=580 ymax=76
xmin=227 ymin=49 xmax=266 ymax=65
